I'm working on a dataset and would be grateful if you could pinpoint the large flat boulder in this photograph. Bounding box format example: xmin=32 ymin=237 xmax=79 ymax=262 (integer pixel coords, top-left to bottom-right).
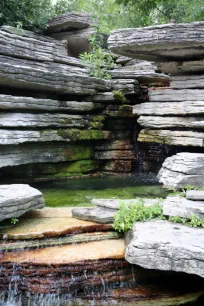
xmin=171 ymin=75 xmax=204 ymax=89
xmin=46 ymin=12 xmax=94 ymax=33
xmin=0 ymin=184 xmax=45 ymax=223
xmin=163 ymin=196 xmax=204 ymax=219
xmin=187 ymin=190 xmax=204 ymax=201
xmin=149 ymin=89 xmax=204 ymax=102
xmin=158 ymin=153 xmax=204 ymax=189
xmin=108 ymin=22 xmax=204 ymax=61
xmin=138 ymin=130 xmax=204 ymax=147
xmin=125 ymin=220 xmax=204 ymax=277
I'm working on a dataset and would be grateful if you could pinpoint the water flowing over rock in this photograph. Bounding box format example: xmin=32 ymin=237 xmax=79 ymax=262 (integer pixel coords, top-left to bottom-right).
xmin=0 ymin=184 xmax=45 ymax=222
xmin=125 ymin=220 xmax=204 ymax=278
xmin=158 ymin=153 xmax=204 ymax=189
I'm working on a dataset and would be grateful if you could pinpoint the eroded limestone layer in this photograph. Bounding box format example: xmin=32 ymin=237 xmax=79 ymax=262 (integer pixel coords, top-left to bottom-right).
xmin=0 ymin=184 xmax=45 ymax=222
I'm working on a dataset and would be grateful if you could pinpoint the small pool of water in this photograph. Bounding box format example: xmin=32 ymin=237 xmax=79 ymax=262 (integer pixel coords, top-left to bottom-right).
xmin=34 ymin=176 xmax=169 ymax=208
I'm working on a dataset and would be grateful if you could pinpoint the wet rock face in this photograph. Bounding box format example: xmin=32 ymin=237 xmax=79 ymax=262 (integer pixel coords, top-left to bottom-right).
xmin=0 ymin=184 xmax=45 ymax=223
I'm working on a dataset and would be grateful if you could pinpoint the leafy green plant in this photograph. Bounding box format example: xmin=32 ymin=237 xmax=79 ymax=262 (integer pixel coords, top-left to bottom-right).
xmin=113 ymin=90 xmax=127 ymax=103
xmin=169 ymin=215 xmax=204 ymax=227
xmin=11 ymin=218 xmax=19 ymax=225
xmin=113 ymin=199 xmax=163 ymax=232
xmin=80 ymin=25 xmax=115 ymax=79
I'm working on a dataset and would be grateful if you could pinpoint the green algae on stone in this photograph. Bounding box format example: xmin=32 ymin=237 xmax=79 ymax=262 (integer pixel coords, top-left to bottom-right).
xmin=57 ymin=129 xmax=106 ymax=140
xmin=63 ymin=144 xmax=94 ymax=161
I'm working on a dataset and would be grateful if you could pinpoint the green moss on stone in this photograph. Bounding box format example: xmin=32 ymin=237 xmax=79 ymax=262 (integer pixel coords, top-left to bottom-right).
xmin=63 ymin=145 xmax=94 ymax=161
xmin=57 ymin=129 xmax=105 ymax=140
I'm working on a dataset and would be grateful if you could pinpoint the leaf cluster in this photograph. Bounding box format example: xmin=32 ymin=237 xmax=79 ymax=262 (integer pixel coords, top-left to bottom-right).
xmin=113 ymin=90 xmax=127 ymax=103
xmin=169 ymin=215 xmax=204 ymax=228
xmin=113 ymin=199 xmax=163 ymax=232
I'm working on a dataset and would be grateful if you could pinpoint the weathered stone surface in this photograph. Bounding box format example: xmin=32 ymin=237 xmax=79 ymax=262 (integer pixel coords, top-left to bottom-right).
xmin=72 ymin=207 xmax=116 ymax=223
xmin=163 ymin=196 xmax=204 ymax=219
xmin=0 ymin=129 xmax=110 ymax=145
xmin=0 ymin=184 xmax=45 ymax=223
xmin=94 ymin=150 xmax=136 ymax=160
xmin=110 ymin=70 xmax=169 ymax=87
xmin=95 ymin=140 xmax=134 ymax=151
xmin=108 ymin=22 xmax=204 ymax=61
xmin=0 ymin=26 xmax=78 ymax=65
xmin=134 ymin=101 xmax=204 ymax=116
xmin=171 ymin=75 xmax=204 ymax=89
xmin=46 ymin=12 xmax=94 ymax=33
xmin=138 ymin=116 xmax=204 ymax=129
xmin=115 ymin=55 xmax=132 ymax=65
xmin=125 ymin=220 xmax=204 ymax=277
xmin=138 ymin=130 xmax=204 ymax=147
xmin=92 ymin=198 xmax=162 ymax=210
xmin=158 ymin=153 xmax=204 ymax=189
xmin=0 ymin=95 xmax=104 ymax=112
xmin=0 ymin=113 xmax=105 ymax=128
xmin=102 ymin=160 xmax=133 ymax=172
xmin=110 ymin=79 xmax=141 ymax=94
xmin=0 ymin=215 xmax=112 ymax=240
xmin=0 ymin=55 xmax=108 ymax=95
xmin=0 ymin=239 xmax=125 ymax=264
xmin=149 ymin=89 xmax=204 ymax=102
xmin=187 ymin=190 xmax=204 ymax=201
xmin=156 ymin=59 xmax=204 ymax=75
xmin=0 ymin=143 xmax=94 ymax=168
xmin=0 ymin=231 xmax=121 ymax=252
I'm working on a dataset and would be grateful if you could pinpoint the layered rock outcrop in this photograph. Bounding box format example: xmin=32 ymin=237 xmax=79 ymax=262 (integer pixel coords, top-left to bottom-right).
xmin=0 ymin=184 xmax=45 ymax=222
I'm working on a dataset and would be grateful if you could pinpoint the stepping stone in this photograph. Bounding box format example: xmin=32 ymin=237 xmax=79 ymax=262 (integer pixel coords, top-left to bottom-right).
xmin=91 ymin=198 xmax=163 ymax=210
xmin=0 ymin=239 xmax=125 ymax=265
xmin=0 ymin=184 xmax=45 ymax=223
xmin=72 ymin=207 xmax=116 ymax=224
xmin=0 ymin=214 xmax=112 ymax=240
xmin=163 ymin=196 xmax=204 ymax=219
xmin=186 ymin=190 xmax=204 ymax=201
xmin=125 ymin=220 xmax=204 ymax=277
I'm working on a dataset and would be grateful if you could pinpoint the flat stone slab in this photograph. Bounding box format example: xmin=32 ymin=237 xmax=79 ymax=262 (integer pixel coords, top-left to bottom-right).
xmin=138 ymin=116 xmax=204 ymax=129
xmin=108 ymin=22 xmax=204 ymax=61
xmin=163 ymin=196 xmax=204 ymax=219
xmin=0 ymin=215 xmax=112 ymax=240
xmin=149 ymin=89 xmax=204 ymax=102
xmin=91 ymin=198 xmax=162 ymax=210
xmin=158 ymin=153 xmax=204 ymax=189
xmin=125 ymin=220 xmax=204 ymax=277
xmin=0 ymin=184 xmax=45 ymax=223
xmin=0 ymin=231 xmax=121 ymax=252
xmin=138 ymin=130 xmax=204 ymax=147
xmin=72 ymin=207 xmax=116 ymax=224
xmin=46 ymin=12 xmax=94 ymax=33
xmin=0 ymin=239 xmax=125 ymax=265
xmin=187 ymin=190 xmax=204 ymax=201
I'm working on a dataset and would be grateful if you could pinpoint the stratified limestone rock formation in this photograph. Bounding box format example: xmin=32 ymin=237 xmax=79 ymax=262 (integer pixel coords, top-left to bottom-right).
xmin=163 ymin=196 xmax=204 ymax=219
xmin=138 ymin=116 xmax=204 ymax=129
xmin=158 ymin=153 xmax=204 ymax=189
xmin=108 ymin=22 xmax=204 ymax=61
xmin=125 ymin=220 xmax=204 ymax=278
xmin=138 ymin=130 xmax=204 ymax=147
xmin=46 ymin=12 xmax=95 ymax=33
xmin=0 ymin=184 xmax=45 ymax=222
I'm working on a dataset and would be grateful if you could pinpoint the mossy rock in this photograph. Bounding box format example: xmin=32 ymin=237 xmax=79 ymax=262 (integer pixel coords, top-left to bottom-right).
xmin=57 ymin=129 xmax=106 ymax=140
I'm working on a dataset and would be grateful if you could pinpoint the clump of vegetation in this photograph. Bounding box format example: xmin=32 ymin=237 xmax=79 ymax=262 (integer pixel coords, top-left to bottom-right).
xmin=169 ymin=215 xmax=204 ymax=228
xmin=113 ymin=197 xmax=204 ymax=232
xmin=113 ymin=199 xmax=163 ymax=232
xmin=11 ymin=218 xmax=19 ymax=225
xmin=80 ymin=26 xmax=115 ymax=79
xmin=113 ymin=90 xmax=127 ymax=103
